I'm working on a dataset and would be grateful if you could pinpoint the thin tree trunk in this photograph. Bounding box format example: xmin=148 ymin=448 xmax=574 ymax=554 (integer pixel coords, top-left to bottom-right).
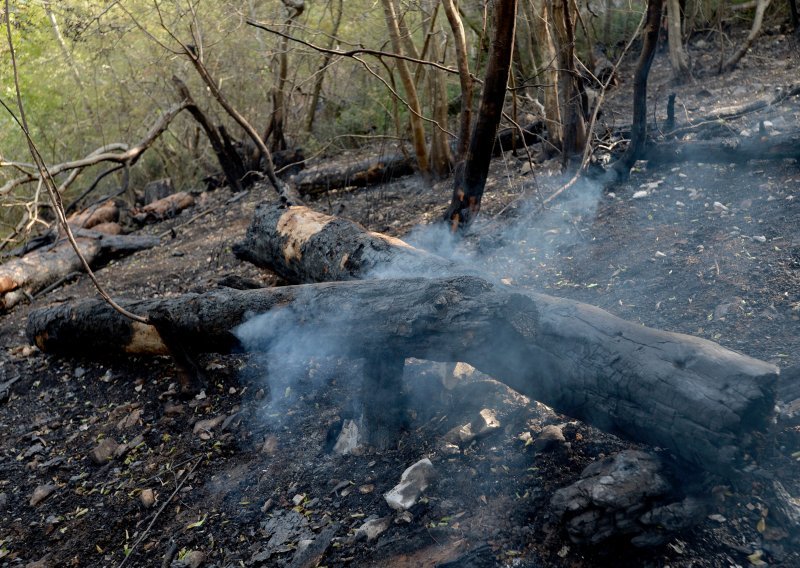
xmin=305 ymin=0 xmax=344 ymax=133
xmin=267 ymin=0 xmax=305 ymax=152
xmin=44 ymin=2 xmax=95 ymax=123
xmin=548 ymin=0 xmax=586 ymax=164
xmin=612 ymin=0 xmax=664 ymax=181
xmin=721 ymin=0 xmax=772 ymax=72
xmin=381 ymin=0 xmax=430 ymax=175
xmin=667 ymin=0 xmax=691 ymax=82
xmin=427 ymin=21 xmax=454 ymax=177
xmin=529 ymin=0 xmax=563 ymax=153
xmin=443 ymin=0 xmax=474 ymax=159
xmin=445 ymin=0 xmax=518 ymax=230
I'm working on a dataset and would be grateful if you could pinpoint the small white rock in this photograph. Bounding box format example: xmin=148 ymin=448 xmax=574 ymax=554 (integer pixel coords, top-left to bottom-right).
xmin=355 ymin=516 xmax=392 ymax=541
xmin=632 ymin=190 xmax=649 ymax=199
xmin=333 ymin=419 xmax=360 ymax=455
xmin=385 ymin=458 xmax=436 ymax=511
xmin=140 ymin=488 xmax=156 ymax=508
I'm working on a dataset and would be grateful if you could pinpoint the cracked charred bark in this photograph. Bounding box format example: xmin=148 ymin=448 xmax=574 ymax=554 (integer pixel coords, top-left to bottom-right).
xmin=27 ymin=268 xmax=777 ymax=476
xmin=28 ymin=203 xmax=778 ymax=475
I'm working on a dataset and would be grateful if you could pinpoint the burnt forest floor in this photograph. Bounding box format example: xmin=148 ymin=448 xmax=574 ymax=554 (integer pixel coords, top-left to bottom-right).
xmin=1 ymin=27 xmax=799 ymax=568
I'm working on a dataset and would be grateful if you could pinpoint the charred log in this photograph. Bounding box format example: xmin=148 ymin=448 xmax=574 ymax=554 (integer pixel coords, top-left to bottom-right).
xmin=231 ymin=203 xmax=777 ymax=475
xmin=645 ymin=130 xmax=800 ymax=166
xmin=292 ymin=154 xmax=416 ymax=196
xmin=232 ymin=204 xmax=465 ymax=283
xmin=131 ymin=192 xmax=196 ymax=224
xmin=492 ymin=120 xmax=545 ymax=156
xmin=4 ymin=201 xmax=123 ymax=260
xmin=29 ymin=278 xmax=777 ymax=475
xmin=67 ymin=200 xmax=119 ymax=230
xmin=2 ymin=231 xmax=159 ymax=311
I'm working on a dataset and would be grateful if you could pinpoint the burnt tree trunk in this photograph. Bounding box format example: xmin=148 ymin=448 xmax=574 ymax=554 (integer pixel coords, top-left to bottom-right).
xmin=611 ymin=0 xmax=664 ymax=182
xmin=445 ymin=0 xmax=518 ymax=230
xmin=27 ymin=274 xmax=777 ymax=476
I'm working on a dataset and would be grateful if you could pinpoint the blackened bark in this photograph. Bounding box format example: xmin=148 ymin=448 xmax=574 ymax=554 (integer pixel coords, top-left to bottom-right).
xmin=362 ymin=356 xmax=408 ymax=449
xmin=292 ymin=154 xmax=416 ymax=196
xmin=27 ymin=274 xmax=777 ymax=476
xmin=232 ymin=204 xmax=466 ymax=283
xmin=445 ymin=0 xmax=518 ymax=230
xmin=611 ymin=0 xmax=664 ymax=182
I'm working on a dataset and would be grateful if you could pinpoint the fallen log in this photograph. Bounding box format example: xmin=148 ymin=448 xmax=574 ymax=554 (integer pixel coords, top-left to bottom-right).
xmin=29 ymin=278 xmax=776 ymax=474
xmin=1 ymin=231 xmax=159 ymax=311
xmin=2 ymin=202 xmax=123 ymax=260
xmin=292 ymin=153 xmax=416 ymax=196
xmin=231 ymin=204 xmax=778 ymax=475
xmin=492 ymin=120 xmax=544 ymax=156
xmin=131 ymin=192 xmax=195 ymax=224
xmin=293 ymin=122 xmax=545 ymax=196
xmin=645 ymin=130 xmax=800 ymax=166
xmin=67 ymin=200 xmax=119 ymax=230
xmin=232 ymin=204 xmax=465 ymax=283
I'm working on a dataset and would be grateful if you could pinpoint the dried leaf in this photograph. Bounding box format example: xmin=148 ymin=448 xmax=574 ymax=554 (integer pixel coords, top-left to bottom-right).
xmin=185 ymin=514 xmax=207 ymax=530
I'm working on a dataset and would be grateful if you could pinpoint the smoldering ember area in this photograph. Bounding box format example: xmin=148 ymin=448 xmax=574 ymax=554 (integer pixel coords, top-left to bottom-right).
xmin=1 ymin=1 xmax=799 ymax=567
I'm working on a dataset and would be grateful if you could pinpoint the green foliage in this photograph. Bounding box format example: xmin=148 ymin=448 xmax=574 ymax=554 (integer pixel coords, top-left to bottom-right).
xmin=1 ymin=0 xmax=763 ymax=246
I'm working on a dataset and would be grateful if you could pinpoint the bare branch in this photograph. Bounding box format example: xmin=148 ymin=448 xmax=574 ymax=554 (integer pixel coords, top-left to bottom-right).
xmin=3 ymin=1 xmax=149 ymax=324
xmin=0 ymin=106 xmax=187 ymax=196
xmin=246 ymin=18 xmax=471 ymax=79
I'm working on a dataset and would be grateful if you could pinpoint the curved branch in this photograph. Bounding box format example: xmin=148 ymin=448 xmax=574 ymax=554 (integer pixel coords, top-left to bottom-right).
xmin=246 ymin=18 xmax=469 ymax=79
xmin=0 ymin=104 xmax=186 ymax=196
